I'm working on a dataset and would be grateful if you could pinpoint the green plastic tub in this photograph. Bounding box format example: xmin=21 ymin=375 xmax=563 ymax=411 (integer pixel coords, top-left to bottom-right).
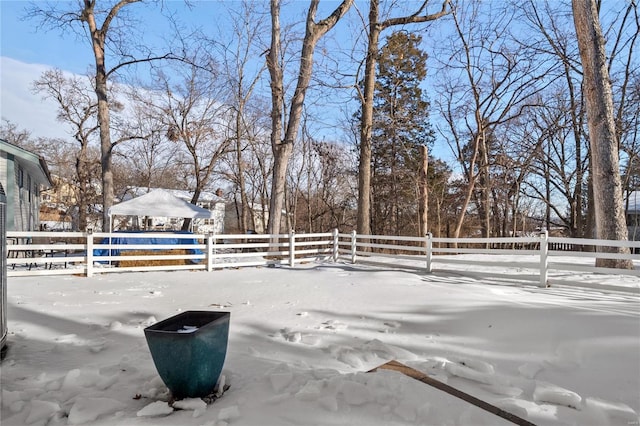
xmin=144 ymin=311 xmax=230 ymax=399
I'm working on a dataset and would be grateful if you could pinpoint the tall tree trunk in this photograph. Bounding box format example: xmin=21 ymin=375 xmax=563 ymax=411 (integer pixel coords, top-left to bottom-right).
xmin=267 ymin=0 xmax=353 ymax=236
xmin=84 ymin=3 xmax=115 ymax=231
xmin=572 ymin=0 xmax=632 ymax=268
xmin=235 ymin=110 xmax=250 ymax=233
xmin=545 ymin=140 xmax=552 ymax=231
xmin=96 ymin=77 xmax=114 ymax=232
xmin=83 ymin=0 xmax=142 ymax=231
xmin=357 ymin=0 xmax=450 ymax=237
xmin=568 ymin=71 xmax=585 ymax=237
xmin=357 ymin=0 xmax=379 ymax=237
xmin=452 ymin=131 xmax=482 ymax=242
xmin=418 ymin=144 xmax=429 ymax=237
xmin=76 ymin=147 xmax=90 ymax=231
xmin=479 ymin=130 xmax=491 ymax=240
xmin=266 ymin=0 xmax=287 ymax=236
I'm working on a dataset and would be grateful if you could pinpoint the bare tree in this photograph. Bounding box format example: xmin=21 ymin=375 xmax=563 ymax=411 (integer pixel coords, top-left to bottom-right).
xmin=425 ymin=157 xmax=452 ymax=238
xmin=27 ymin=0 xmax=178 ymax=230
xmin=0 ymin=120 xmax=31 ymax=147
xmin=572 ymin=0 xmax=632 ymax=268
xmin=517 ymin=0 xmax=588 ymax=237
xmin=435 ymin=0 xmax=552 ymax=239
xmin=138 ymin=61 xmax=233 ymax=230
xmin=489 ymin=114 xmax=545 ymax=236
xmin=214 ymin=1 xmax=269 ymax=233
xmin=621 ymin=75 xmax=640 ymax=199
xmin=606 ymin=2 xmax=640 ymax=208
xmin=285 ymin=115 xmax=313 ymax=233
xmin=518 ymin=89 xmax=589 ymax=236
xmin=292 ymin=136 xmax=357 ymax=232
xmin=244 ymin=127 xmax=273 ymax=233
xmin=266 ymin=0 xmax=354 ymax=236
xmin=32 ymin=69 xmax=101 ymax=230
xmin=0 ymin=119 xmax=102 ymax=230
xmin=116 ymin=107 xmax=181 ymax=192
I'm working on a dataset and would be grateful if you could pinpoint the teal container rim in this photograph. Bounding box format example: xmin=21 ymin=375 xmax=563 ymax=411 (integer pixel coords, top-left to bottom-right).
xmin=144 ymin=310 xmax=230 ymax=335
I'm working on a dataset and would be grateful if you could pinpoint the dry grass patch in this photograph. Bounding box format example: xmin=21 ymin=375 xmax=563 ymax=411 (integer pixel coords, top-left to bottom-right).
xmin=117 ymin=249 xmax=193 ymax=267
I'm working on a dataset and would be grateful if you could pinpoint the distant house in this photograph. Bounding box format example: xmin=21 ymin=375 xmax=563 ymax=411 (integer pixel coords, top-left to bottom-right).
xmin=116 ymin=187 xmax=226 ymax=234
xmin=40 ymin=175 xmax=78 ymax=230
xmin=0 ymin=139 xmax=52 ymax=231
xmin=225 ymin=201 xmax=267 ymax=234
xmin=625 ymin=191 xmax=640 ymax=241
xmin=225 ymin=199 xmax=290 ymax=234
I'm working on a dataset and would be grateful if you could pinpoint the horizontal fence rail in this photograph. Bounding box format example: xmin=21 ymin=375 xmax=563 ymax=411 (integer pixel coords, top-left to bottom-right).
xmin=335 ymin=230 xmax=640 ymax=288
xmin=5 ymin=230 xmax=640 ymax=289
xmin=6 ymin=230 xmax=336 ymax=277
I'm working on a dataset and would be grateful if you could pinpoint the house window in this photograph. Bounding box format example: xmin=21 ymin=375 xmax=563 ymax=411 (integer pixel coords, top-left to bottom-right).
xmin=17 ymin=167 xmax=24 ymax=188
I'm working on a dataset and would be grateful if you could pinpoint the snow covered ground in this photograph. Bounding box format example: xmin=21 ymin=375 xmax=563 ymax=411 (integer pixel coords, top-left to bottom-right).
xmin=1 ymin=256 xmax=639 ymax=425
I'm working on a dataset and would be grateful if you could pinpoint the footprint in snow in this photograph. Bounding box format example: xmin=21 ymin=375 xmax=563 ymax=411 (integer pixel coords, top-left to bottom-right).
xmin=449 ymin=357 xmax=495 ymax=374
xmin=143 ymin=290 xmax=163 ymax=298
xmin=379 ymin=320 xmax=402 ymax=333
xmin=275 ymin=328 xmax=322 ymax=346
xmin=322 ymin=320 xmax=348 ymax=330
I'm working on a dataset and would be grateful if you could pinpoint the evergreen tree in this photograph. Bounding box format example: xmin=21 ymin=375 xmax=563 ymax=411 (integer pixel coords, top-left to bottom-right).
xmin=370 ymin=31 xmax=435 ymax=236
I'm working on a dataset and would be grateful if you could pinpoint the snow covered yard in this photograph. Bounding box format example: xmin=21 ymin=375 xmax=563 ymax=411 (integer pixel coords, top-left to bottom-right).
xmin=1 ymin=259 xmax=639 ymax=425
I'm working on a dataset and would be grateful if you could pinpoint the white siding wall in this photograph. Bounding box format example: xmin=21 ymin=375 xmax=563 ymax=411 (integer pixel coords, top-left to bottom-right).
xmin=7 ymin=161 xmax=41 ymax=232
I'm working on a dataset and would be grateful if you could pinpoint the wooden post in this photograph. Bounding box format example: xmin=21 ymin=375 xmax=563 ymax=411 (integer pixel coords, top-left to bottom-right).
xmin=289 ymin=230 xmax=295 ymax=267
xmin=350 ymin=230 xmax=357 ymax=264
xmin=207 ymin=232 xmax=214 ymax=272
xmin=419 ymin=145 xmax=429 ymax=237
xmin=539 ymin=229 xmax=549 ymax=287
xmin=425 ymin=232 xmax=433 ymax=273
xmin=86 ymin=228 xmax=94 ymax=278
xmin=332 ymin=228 xmax=339 ymax=262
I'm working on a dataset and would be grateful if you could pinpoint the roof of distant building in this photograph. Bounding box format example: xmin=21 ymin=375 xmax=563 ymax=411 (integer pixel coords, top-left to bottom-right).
xmin=124 ymin=186 xmax=226 ymax=204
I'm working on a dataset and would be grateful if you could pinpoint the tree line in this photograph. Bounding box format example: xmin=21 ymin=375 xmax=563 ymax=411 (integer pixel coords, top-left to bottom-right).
xmin=1 ymin=0 xmax=637 ymax=267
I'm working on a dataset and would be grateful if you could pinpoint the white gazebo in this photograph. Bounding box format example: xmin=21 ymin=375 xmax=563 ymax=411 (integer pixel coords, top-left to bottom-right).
xmin=108 ymin=189 xmax=215 ymax=232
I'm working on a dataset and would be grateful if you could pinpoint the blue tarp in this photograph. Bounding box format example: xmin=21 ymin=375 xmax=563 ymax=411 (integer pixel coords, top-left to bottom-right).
xmin=94 ymin=231 xmax=203 ymax=264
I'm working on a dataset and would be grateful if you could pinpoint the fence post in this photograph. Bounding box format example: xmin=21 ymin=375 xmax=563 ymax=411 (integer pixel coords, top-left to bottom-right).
xmin=289 ymin=230 xmax=296 ymax=267
xmin=350 ymin=230 xmax=357 ymax=264
xmin=332 ymin=228 xmax=339 ymax=262
xmin=539 ymin=229 xmax=549 ymax=288
xmin=426 ymin=232 xmax=433 ymax=273
xmin=86 ymin=228 xmax=94 ymax=278
xmin=207 ymin=232 xmax=214 ymax=272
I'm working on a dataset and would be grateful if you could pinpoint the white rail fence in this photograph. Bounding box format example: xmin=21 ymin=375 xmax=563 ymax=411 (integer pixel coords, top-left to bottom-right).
xmin=337 ymin=231 xmax=640 ymax=287
xmin=5 ymin=230 xmax=334 ymax=278
xmin=5 ymin=230 xmax=640 ymax=288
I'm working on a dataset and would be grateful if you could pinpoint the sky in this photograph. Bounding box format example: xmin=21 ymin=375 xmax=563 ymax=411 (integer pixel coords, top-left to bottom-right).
xmin=0 ymin=2 xmax=93 ymax=74
xmin=0 ymin=1 xmax=243 ymax=140
xmin=2 ymin=255 xmax=639 ymax=425
xmin=0 ymin=1 xmax=457 ymax=162
xmin=1 ymin=0 xmax=75 ymax=139
xmin=0 ymin=1 xmax=357 ymax=140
